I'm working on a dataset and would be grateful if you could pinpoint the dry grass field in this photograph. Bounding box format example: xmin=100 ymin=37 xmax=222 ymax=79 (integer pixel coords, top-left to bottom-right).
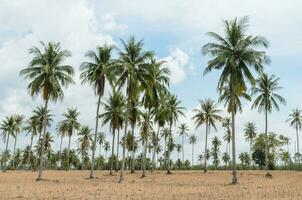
xmin=0 ymin=170 xmax=302 ymax=199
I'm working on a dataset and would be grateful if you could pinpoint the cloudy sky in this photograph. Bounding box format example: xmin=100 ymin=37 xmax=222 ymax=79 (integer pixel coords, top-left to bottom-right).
xmin=1 ymin=0 xmax=302 ymax=163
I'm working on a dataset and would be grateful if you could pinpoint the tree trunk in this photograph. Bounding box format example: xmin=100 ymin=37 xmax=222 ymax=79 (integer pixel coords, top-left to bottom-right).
xmin=110 ymin=129 xmax=116 ymax=175
xmin=27 ymin=133 xmax=34 ymax=170
xmin=116 ymin=128 xmax=120 ymax=171
xmin=13 ymin=133 xmax=17 ymax=170
xmin=204 ymin=121 xmax=208 ymax=173
xmin=264 ymin=109 xmax=271 ymax=177
xmin=296 ymin=126 xmax=300 ymax=167
xmin=131 ymin=127 xmax=135 ymax=173
xmin=182 ymin=134 xmax=184 ymax=163
xmin=192 ymin=143 xmax=194 ymax=169
xmin=90 ymin=95 xmax=101 ymax=178
xmin=167 ymin=122 xmax=172 ymax=174
xmin=67 ymin=134 xmax=72 ymax=170
xmin=37 ymin=98 xmax=49 ymax=181
xmin=231 ymin=91 xmax=237 ymax=184
xmin=151 ymin=126 xmax=160 ymax=173
xmin=141 ymin=140 xmax=146 ymax=177
xmin=118 ymin=86 xmax=131 ymax=183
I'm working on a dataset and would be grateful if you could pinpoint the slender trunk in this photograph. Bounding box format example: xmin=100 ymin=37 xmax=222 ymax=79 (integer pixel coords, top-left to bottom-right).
xmin=59 ymin=134 xmax=63 ymax=154
xmin=131 ymin=127 xmax=135 ymax=173
xmin=204 ymin=121 xmax=208 ymax=173
xmin=37 ymin=98 xmax=49 ymax=181
xmin=27 ymin=133 xmax=34 ymax=170
xmin=67 ymin=135 xmax=72 ymax=170
xmin=182 ymin=135 xmax=184 ymax=163
xmin=90 ymin=95 xmax=101 ymax=178
xmin=231 ymin=90 xmax=237 ymax=184
xmin=59 ymin=134 xmax=63 ymax=168
xmin=296 ymin=126 xmax=300 ymax=167
xmin=116 ymin=128 xmax=120 ymax=171
xmin=167 ymin=122 xmax=172 ymax=174
xmin=118 ymin=87 xmax=131 ymax=183
xmin=151 ymin=126 xmax=160 ymax=173
xmin=13 ymin=133 xmax=17 ymax=170
xmin=141 ymin=140 xmax=146 ymax=177
xmin=264 ymin=109 xmax=271 ymax=176
xmin=142 ymin=110 xmax=150 ymax=178
xmin=110 ymin=129 xmax=116 ymax=175
xmin=225 ymin=142 xmax=228 ymax=170
xmin=5 ymin=134 xmax=10 ymax=152
xmin=192 ymin=143 xmax=194 ymax=169
xmin=99 ymin=144 xmax=102 ymax=158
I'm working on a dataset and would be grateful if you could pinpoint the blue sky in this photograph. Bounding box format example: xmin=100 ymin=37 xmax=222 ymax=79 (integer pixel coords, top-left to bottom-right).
xmin=1 ymin=0 xmax=302 ymax=163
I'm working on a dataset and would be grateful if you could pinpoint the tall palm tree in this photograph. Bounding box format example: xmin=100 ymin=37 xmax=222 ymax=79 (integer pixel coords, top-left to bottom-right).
xmin=80 ymin=44 xmax=115 ymax=178
xmin=287 ymin=109 xmax=302 ymax=165
xmin=24 ymin=115 xmax=38 ymax=169
xmin=116 ymin=36 xmax=153 ymax=182
xmin=222 ymin=118 xmax=231 ymax=160
xmin=252 ymin=73 xmax=286 ymax=177
xmin=0 ymin=116 xmax=16 ymax=171
xmin=77 ymin=125 xmax=93 ymax=170
xmin=178 ymin=123 xmax=189 ymax=163
xmin=139 ymin=111 xmax=153 ymax=177
xmin=192 ymin=98 xmax=222 ymax=173
xmin=20 ymin=41 xmax=74 ymax=180
xmin=160 ymin=94 xmax=185 ymax=174
xmin=176 ymin=144 xmax=182 ymax=161
xmin=61 ymin=108 xmax=80 ymax=170
xmin=211 ymin=136 xmax=222 ymax=169
xmin=56 ymin=120 xmax=68 ymax=157
xmin=99 ymin=90 xmax=126 ymax=175
xmin=189 ymin=135 xmax=197 ymax=167
xmin=141 ymin=56 xmax=170 ymax=176
xmin=243 ymin=122 xmax=257 ymax=155
xmin=103 ymin=141 xmax=110 ymax=160
xmin=12 ymin=114 xmax=24 ymax=170
xmin=152 ymin=98 xmax=167 ymax=172
xmin=97 ymin=132 xmax=105 ymax=157
xmin=202 ymin=17 xmax=270 ymax=183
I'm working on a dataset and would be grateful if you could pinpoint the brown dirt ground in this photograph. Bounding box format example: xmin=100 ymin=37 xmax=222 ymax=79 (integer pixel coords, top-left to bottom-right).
xmin=0 ymin=170 xmax=301 ymax=199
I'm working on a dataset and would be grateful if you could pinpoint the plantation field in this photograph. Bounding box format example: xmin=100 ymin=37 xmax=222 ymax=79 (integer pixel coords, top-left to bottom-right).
xmin=0 ymin=170 xmax=301 ymax=199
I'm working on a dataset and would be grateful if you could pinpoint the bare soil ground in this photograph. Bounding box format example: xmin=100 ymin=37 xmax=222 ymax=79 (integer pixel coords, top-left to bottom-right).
xmin=0 ymin=170 xmax=301 ymax=199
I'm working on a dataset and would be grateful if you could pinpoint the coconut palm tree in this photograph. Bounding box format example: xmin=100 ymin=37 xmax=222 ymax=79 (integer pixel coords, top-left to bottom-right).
xmin=152 ymin=98 xmax=167 ymax=172
xmin=24 ymin=115 xmax=39 ymax=169
xmin=12 ymin=114 xmax=24 ymax=170
xmin=211 ymin=136 xmax=221 ymax=169
xmin=80 ymin=44 xmax=115 ymax=178
xmin=99 ymin=90 xmax=126 ymax=175
xmin=202 ymin=17 xmax=270 ymax=183
xmin=116 ymin=36 xmax=153 ymax=182
xmin=20 ymin=41 xmax=74 ymax=180
xmin=103 ymin=141 xmax=110 ymax=160
xmin=139 ymin=111 xmax=153 ymax=177
xmin=252 ymin=73 xmax=286 ymax=177
xmin=222 ymin=117 xmax=231 ymax=160
xmin=56 ymin=120 xmax=68 ymax=158
xmin=0 ymin=116 xmax=16 ymax=171
xmin=159 ymin=94 xmax=185 ymax=174
xmin=97 ymin=132 xmax=105 ymax=157
xmin=176 ymin=144 xmax=182 ymax=161
xmin=189 ymin=135 xmax=197 ymax=168
xmin=244 ymin=122 xmax=257 ymax=155
xmin=60 ymin=108 xmax=80 ymax=170
xmin=178 ymin=123 xmax=189 ymax=163
xmin=77 ymin=125 xmax=93 ymax=170
xmin=287 ymin=109 xmax=302 ymax=165
xmin=192 ymin=98 xmax=222 ymax=173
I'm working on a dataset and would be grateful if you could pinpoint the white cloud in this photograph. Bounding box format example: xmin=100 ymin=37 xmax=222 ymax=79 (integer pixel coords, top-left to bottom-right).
xmin=100 ymin=14 xmax=128 ymax=31
xmin=161 ymin=48 xmax=189 ymax=84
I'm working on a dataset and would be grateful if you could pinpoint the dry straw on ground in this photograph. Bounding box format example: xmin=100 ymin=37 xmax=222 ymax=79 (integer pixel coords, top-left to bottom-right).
xmin=0 ymin=170 xmax=301 ymax=199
